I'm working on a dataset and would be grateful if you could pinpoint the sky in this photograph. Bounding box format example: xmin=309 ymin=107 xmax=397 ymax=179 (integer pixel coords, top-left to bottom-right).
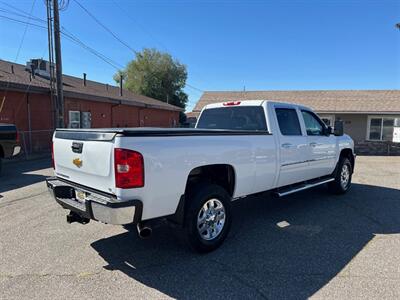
xmin=0 ymin=0 xmax=399 ymax=112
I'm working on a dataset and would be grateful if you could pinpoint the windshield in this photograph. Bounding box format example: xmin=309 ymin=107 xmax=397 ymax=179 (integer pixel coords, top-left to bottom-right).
xmin=196 ymin=106 xmax=267 ymax=131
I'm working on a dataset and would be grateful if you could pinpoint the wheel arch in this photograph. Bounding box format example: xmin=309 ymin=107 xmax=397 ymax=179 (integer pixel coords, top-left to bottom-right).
xmin=185 ymin=164 xmax=236 ymax=197
xmin=169 ymin=164 xmax=236 ymax=226
xmin=339 ymin=148 xmax=355 ymax=172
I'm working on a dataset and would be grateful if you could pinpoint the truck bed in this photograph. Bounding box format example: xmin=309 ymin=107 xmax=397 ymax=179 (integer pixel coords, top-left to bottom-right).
xmin=55 ymin=127 xmax=271 ymax=140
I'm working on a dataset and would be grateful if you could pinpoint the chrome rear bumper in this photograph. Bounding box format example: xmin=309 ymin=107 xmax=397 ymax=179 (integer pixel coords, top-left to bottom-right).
xmin=46 ymin=177 xmax=142 ymax=225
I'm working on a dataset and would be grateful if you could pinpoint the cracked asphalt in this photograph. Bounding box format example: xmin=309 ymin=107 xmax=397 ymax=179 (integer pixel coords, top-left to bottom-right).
xmin=1 ymin=156 xmax=400 ymax=299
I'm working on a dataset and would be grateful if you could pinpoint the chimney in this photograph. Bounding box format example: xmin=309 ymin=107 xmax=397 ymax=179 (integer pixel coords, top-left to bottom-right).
xmin=11 ymin=65 xmax=14 ymax=74
xmin=119 ymin=74 xmax=123 ymax=96
xmin=83 ymin=73 xmax=87 ymax=86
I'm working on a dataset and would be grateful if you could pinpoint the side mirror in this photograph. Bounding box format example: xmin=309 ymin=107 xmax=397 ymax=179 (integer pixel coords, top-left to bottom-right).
xmin=334 ymin=120 xmax=344 ymax=136
xmin=325 ymin=125 xmax=333 ymax=136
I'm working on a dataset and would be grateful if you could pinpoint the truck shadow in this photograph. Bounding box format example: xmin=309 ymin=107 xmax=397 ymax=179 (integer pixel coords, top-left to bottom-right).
xmin=0 ymin=158 xmax=51 ymax=194
xmin=91 ymin=183 xmax=400 ymax=299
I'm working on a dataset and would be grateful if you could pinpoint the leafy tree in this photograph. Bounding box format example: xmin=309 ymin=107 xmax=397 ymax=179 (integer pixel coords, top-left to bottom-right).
xmin=115 ymin=48 xmax=188 ymax=109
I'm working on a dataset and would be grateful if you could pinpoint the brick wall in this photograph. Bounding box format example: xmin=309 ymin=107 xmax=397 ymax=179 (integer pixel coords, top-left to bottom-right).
xmin=0 ymin=90 xmax=179 ymax=154
xmin=355 ymin=141 xmax=400 ymax=156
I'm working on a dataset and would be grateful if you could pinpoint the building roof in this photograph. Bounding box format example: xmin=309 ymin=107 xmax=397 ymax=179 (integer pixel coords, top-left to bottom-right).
xmin=191 ymin=90 xmax=400 ymax=116
xmin=0 ymin=59 xmax=182 ymax=112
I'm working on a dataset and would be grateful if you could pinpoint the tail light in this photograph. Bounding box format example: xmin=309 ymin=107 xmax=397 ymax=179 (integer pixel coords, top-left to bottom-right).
xmin=51 ymin=143 xmax=55 ymax=169
xmin=15 ymin=131 xmax=20 ymax=143
xmin=223 ymin=101 xmax=241 ymax=106
xmin=114 ymin=148 xmax=144 ymax=189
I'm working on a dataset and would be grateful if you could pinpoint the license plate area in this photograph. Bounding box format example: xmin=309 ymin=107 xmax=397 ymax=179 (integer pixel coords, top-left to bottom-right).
xmin=74 ymin=189 xmax=88 ymax=203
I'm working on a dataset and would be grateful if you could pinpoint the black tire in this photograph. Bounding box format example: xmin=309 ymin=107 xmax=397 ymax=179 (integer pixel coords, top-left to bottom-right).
xmin=0 ymin=158 xmax=2 ymax=176
xmin=328 ymin=157 xmax=352 ymax=194
xmin=184 ymin=184 xmax=232 ymax=253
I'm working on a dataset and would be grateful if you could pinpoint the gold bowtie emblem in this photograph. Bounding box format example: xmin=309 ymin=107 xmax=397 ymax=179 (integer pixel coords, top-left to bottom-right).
xmin=73 ymin=158 xmax=83 ymax=168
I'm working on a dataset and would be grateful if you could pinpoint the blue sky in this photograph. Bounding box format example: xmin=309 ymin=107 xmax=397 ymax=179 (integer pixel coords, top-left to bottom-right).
xmin=1 ymin=0 xmax=399 ymax=111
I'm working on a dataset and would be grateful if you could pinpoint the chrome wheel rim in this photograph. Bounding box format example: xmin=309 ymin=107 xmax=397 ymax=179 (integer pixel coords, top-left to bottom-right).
xmin=340 ymin=164 xmax=350 ymax=189
xmin=197 ymin=198 xmax=226 ymax=241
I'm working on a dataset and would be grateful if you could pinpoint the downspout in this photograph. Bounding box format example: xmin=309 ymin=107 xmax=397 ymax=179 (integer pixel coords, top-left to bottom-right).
xmin=111 ymin=101 xmax=121 ymax=127
xmin=27 ymin=93 xmax=32 ymax=154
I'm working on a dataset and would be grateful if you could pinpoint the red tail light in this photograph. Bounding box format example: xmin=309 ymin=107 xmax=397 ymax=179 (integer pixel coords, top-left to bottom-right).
xmin=223 ymin=101 xmax=241 ymax=106
xmin=51 ymin=143 xmax=55 ymax=169
xmin=15 ymin=131 xmax=20 ymax=143
xmin=114 ymin=148 xmax=144 ymax=189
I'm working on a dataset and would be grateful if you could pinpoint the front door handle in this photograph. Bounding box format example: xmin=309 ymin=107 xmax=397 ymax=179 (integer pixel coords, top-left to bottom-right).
xmin=309 ymin=142 xmax=318 ymax=147
xmin=281 ymin=143 xmax=293 ymax=148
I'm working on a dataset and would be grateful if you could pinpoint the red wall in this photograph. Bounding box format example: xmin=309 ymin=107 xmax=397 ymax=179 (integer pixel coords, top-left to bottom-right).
xmin=0 ymin=90 xmax=180 ymax=153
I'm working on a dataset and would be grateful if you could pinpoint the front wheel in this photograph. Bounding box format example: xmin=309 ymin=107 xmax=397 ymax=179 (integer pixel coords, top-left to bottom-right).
xmin=184 ymin=184 xmax=232 ymax=253
xmin=328 ymin=157 xmax=352 ymax=194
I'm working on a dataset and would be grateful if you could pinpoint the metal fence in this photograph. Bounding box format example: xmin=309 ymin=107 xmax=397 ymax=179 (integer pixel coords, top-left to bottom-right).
xmin=18 ymin=130 xmax=54 ymax=156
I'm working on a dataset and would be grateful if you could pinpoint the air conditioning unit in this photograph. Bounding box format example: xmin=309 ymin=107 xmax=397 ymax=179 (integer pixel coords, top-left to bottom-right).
xmin=26 ymin=58 xmax=52 ymax=79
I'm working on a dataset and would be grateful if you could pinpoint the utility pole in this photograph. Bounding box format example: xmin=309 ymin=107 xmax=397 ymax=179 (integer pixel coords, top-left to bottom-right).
xmin=53 ymin=0 xmax=64 ymax=128
xmin=46 ymin=0 xmax=56 ymax=129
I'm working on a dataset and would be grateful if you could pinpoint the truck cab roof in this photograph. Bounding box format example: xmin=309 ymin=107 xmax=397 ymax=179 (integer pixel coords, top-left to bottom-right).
xmin=202 ymin=100 xmax=312 ymax=112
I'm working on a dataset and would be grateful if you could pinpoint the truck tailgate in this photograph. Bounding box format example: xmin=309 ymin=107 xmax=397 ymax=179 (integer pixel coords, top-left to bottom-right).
xmin=53 ymin=131 xmax=116 ymax=194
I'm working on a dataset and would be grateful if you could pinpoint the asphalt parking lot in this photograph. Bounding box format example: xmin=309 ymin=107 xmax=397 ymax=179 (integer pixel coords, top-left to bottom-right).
xmin=1 ymin=156 xmax=400 ymax=299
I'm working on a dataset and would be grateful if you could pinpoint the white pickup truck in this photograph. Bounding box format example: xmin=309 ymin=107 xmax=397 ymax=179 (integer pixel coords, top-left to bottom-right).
xmin=47 ymin=100 xmax=355 ymax=252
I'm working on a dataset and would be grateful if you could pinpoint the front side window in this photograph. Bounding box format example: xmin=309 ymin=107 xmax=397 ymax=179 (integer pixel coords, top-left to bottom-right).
xmin=368 ymin=117 xmax=396 ymax=141
xmin=302 ymin=110 xmax=325 ymax=136
xmin=196 ymin=106 xmax=267 ymax=131
xmin=275 ymin=108 xmax=302 ymax=136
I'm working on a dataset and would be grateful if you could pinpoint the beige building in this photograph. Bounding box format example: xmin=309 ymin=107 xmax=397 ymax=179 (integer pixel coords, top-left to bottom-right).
xmin=189 ymin=90 xmax=400 ymax=155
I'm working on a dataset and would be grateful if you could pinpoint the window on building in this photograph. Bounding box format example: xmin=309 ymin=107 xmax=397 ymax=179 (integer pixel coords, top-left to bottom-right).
xmin=68 ymin=111 xmax=81 ymax=128
xmin=367 ymin=116 xmax=398 ymax=141
xmin=321 ymin=115 xmax=335 ymax=126
xmin=275 ymin=108 xmax=302 ymax=136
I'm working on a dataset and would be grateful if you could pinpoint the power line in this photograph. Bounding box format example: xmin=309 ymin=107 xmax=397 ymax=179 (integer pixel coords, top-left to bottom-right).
xmin=0 ymin=0 xmax=37 ymax=115
xmin=0 ymin=13 xmax=122 ymax=71
xmin=0 ymin=3 xmax=205 ymax=102
xmin=15 ymin=0 xmax=37 ymax=62
xmin=0 ymin=14 xmax=46 ymax=29
xmin=186 ymin=83 xmax=204 ymax=93
xmin=72 ymin=0 xmax=136 ymax=54
xmin=109 ymin=0 xmax=205 ymax=95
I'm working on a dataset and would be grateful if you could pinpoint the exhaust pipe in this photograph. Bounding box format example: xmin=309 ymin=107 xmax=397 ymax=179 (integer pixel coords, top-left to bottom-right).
xmin=136 ymin=222 xmax=152 ymax=239
xmin=67 ymin=211 xmax=90 ymax=224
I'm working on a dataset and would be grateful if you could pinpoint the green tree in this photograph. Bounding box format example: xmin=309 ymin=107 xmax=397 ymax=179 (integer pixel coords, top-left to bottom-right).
xmin=115 ymin=48 xmax=188 ymax=109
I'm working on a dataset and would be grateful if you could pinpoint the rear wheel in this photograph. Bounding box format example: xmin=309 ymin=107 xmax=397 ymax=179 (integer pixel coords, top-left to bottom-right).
xmin=184 ymin=184 xmax=232 ymax=253
xmin=328 ymin=157 xmax=352 ymax=194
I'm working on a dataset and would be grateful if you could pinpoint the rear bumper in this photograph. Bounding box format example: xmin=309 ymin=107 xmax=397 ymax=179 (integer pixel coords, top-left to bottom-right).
xmin=46 ymin=177 xmax=142 ymax=225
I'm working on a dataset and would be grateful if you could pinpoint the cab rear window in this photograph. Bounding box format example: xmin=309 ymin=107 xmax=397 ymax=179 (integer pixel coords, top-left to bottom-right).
xmin=197 ymin=106 xmax=267 ymax=131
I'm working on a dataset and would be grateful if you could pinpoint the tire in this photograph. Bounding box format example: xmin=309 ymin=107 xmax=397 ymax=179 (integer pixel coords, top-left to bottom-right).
xmin=0 ymin=158 xmax=2 ymax=176
xmin=328 ymin=157 xmax=352 ymax=194
xmin=184 ymin=184 xmax=232 ymax=253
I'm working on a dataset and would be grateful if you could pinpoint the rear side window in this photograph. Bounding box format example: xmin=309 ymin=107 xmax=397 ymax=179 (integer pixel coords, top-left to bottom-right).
xmin=275 ymin=108 xmax=302 ymax=136
xmin=197 ymin=107 xmax=267 ymax=131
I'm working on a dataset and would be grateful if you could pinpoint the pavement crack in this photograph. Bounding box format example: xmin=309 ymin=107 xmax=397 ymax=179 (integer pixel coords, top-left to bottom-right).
xmin=210 ymin=258 xmax=270 ymax=300
xmin=0 ymin=270 xmax=103 ymax=280
xmin=0 ymin=191 xmax=48 ymax=208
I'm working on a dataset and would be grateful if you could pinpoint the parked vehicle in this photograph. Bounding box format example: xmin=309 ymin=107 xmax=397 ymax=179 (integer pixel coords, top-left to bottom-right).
xmin=47 ymin=100 xmax=355 ymax=252
xmin=0 ymin=124 xmax=21 ymax=174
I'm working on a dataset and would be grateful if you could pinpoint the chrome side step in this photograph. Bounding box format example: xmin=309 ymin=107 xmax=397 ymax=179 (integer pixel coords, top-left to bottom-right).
xmin=275 ymin=178 xmax=335 ymax=197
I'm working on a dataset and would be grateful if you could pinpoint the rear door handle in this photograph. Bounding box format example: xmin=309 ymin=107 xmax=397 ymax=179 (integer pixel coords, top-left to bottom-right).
xmin=281 ymin=143 xmax=293 ymax=149
xmin=309 ymin=142 xmax=318 ymax=147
